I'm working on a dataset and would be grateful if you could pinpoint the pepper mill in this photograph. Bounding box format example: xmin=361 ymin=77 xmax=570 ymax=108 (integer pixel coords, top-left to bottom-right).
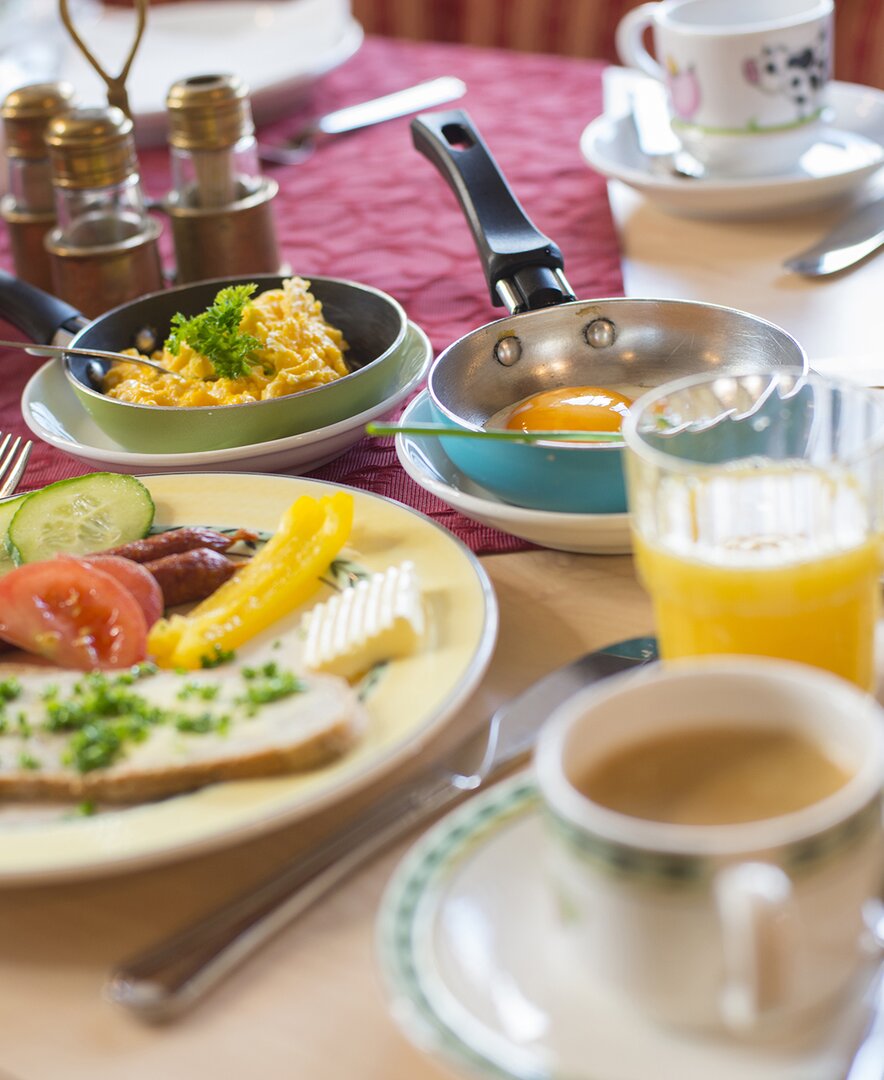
xmin=1 ymin=82 xmax=76 ymax=291
xmin=44 ymin=106 xmax=164 ymax=317
xmin=163 ymin=74 xmax=281 ymax=283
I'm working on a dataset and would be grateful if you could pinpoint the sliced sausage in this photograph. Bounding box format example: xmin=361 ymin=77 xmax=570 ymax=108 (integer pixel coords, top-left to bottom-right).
xmin=101 ymin=527 xmax=258 ymax=564
xmin=145 ymin=547 xmax=240 ymax=608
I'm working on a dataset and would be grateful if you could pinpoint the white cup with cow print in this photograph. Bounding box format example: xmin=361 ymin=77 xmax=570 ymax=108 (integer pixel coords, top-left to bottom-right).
xmin=616 ymin=0 xmax=833 ymax=177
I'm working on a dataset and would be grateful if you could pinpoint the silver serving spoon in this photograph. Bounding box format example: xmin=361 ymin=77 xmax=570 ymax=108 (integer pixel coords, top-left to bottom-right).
xmin=0 ymin=339 xmax=187 ymax=381
xmin=258 ymin=76 xmax=467 ymax=166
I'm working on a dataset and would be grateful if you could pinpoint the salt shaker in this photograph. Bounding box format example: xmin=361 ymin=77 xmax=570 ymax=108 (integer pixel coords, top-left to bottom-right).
xmin=163 ymin=74 xmax=281 ymax=283
xmin=44 ymin=106 xmax=164 ymax=317
xmin=1 ymin=82 xmax=76 ymax=291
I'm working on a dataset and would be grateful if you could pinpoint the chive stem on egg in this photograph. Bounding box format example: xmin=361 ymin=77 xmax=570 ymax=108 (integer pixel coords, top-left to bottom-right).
xmin=365 ymin=422 xmax=623 ymax=444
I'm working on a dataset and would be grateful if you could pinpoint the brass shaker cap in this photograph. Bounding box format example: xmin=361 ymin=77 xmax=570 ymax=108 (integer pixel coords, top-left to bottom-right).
xmin=166 ymin=74 xmax=254 ymax=151
xmin=45 ymin=107 xmax=138 ymax=189
xmin=2 ymin=82 xmax=76 ymax=159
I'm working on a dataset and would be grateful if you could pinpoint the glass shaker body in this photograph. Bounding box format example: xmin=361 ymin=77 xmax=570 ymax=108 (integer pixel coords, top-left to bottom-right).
xmin=1 ymin=81 xmax=76 ymax=288
xmin=44 ymin=106 xmax=163 ymax=316
xmin=170 ymin=132 xmax=261 ymax=208
xmin=53 ymin=171 xmax=150 ymax=247
xmin=163 ymin=73 xmax=280 ymax=281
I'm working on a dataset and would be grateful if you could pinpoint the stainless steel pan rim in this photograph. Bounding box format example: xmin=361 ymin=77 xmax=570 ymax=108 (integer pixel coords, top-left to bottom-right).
xmin=427 ymin=295 xmax=808 ymax=452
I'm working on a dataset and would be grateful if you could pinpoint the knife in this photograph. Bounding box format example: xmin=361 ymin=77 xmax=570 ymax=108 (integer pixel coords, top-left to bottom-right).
xmin=106 ymin=635 xmax=657 ymax=1021
xmin=626 ymin=86 xmax=705 ymax=180
xmin=783 ymin=195 xmax=884 ymax=276
xmin=258 ymin=76 xmax=467 ymax=166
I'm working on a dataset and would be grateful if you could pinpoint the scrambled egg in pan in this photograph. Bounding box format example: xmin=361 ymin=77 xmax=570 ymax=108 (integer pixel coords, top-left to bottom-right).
xmin=103 ymin=277 xmax=349 ymax=407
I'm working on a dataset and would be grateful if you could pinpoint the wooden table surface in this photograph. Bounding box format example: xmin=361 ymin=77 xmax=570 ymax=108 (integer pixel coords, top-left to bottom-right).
xmin=0 ymin=549 xmax=651 ymax=1080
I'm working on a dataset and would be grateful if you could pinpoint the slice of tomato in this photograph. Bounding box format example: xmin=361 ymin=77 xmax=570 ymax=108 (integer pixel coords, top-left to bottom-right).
xmin=0 ymin=560 xmax=148 ymax=670
xmin=76 ymin=554 xmax=164 ymax=628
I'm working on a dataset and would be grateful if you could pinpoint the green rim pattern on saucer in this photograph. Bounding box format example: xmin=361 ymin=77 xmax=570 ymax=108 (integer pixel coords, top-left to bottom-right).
xmin=377 ymin=774 xmax=550 ymax=1080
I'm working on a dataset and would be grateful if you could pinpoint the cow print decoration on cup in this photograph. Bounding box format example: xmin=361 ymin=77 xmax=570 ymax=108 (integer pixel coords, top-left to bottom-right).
xmin=742 ymin=29 xmax=830 ymax=121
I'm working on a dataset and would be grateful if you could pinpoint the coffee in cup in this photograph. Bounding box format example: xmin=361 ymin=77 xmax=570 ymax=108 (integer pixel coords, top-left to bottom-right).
xmin=576 ymin=724 xmax=852 ymax=826
xmin=615 ymin=0 xmax=834 ymax=176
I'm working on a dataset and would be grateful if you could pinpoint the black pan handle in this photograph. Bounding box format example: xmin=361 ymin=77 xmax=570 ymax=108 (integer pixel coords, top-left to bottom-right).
xmin=411 ymin=109 xmax=575 ymax=313
xmin=0 ymin=269 xmax=88 ymax=344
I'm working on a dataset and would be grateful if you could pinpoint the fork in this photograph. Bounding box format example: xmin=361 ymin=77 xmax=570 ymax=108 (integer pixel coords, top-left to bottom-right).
xmin=0 ymin=434 xmax=33 ymax=501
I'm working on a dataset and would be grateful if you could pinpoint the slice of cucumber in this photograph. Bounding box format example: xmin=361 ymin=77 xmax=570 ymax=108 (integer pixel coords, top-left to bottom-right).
xmin=0 ymin=493 xmax=29 ymax=574
xmin=8 ymin=472 xmax=155 ymax=564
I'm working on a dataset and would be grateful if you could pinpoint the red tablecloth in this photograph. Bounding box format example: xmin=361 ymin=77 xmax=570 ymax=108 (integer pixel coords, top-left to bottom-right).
xmin=0 ymin=35 xmax=624 ymax=555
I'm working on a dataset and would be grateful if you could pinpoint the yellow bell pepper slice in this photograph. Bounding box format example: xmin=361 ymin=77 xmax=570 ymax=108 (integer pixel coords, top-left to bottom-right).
xmin=148 ymin=491 xmax=354 ymax=669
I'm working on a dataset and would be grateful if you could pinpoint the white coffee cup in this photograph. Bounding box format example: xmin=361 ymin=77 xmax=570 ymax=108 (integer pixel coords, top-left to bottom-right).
xmin=534 ymin=656 xmax=884 ymax=1033
xmin=615 ymin=0 xmax=834 ymax=176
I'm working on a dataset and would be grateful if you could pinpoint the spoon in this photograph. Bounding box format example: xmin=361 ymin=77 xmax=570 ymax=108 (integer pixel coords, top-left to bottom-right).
xmin=258 ymin=76 xmax=467 ymax=166
xmin=783 ymin=194 xmax=884 ymax=277
xmin=365 ymin=421 xmax=622 ymax=443
xmin=0 ymin=339 xmax=187 ymax=381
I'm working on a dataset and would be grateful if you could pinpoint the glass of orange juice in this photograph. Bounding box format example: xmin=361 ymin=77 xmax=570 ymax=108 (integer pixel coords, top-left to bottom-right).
xmin=622 ymin=370 xmax=884 ymax=691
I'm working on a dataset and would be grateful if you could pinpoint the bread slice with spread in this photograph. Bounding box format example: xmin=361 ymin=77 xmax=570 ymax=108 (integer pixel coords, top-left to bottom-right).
xmin=0 ymin=657 xmax=365 ymax=803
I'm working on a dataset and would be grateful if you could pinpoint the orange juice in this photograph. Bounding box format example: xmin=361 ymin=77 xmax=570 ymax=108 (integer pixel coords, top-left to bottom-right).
xmin=634 ymin=533 xmax=880 ymax=690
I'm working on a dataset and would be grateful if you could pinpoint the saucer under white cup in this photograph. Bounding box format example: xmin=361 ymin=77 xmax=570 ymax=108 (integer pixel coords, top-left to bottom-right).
xmin=380 ymin=654 xmax=884 ymax=1079
xmin=580 ymin=72 xmax=884 ymax=219
xmin=378 ymin=772 xmax=882 ymax=1080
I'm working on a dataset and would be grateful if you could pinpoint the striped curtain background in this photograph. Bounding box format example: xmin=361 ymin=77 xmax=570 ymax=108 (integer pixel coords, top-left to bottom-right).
xmin=833 ymin=0 xmax=884 ymax=89
xmin=351 ymin=0 xmax=636 ymax=60
xmin=351 ymin=0 xmax=884 ymax=89
xmin=98 ymin=1 xmax=884 ymax=89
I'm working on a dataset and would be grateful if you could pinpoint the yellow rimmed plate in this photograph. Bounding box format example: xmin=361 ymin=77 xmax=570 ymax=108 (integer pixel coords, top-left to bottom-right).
xmin=0 ymin=473 xmax=498 ymax=885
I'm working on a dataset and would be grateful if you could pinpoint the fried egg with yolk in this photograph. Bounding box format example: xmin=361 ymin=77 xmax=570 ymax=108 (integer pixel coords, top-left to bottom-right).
xmin=499 ymin=386 xmax=634 ymax=433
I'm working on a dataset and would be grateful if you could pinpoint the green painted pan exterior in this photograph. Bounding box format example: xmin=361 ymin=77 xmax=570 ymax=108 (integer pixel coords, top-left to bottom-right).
xmin=63 ymin=276 xmax=408 ymax=453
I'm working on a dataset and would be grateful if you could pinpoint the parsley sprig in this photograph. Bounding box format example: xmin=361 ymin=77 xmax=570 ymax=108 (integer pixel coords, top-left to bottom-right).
xmin=165 ymin=284 xmax=262 ymax=380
